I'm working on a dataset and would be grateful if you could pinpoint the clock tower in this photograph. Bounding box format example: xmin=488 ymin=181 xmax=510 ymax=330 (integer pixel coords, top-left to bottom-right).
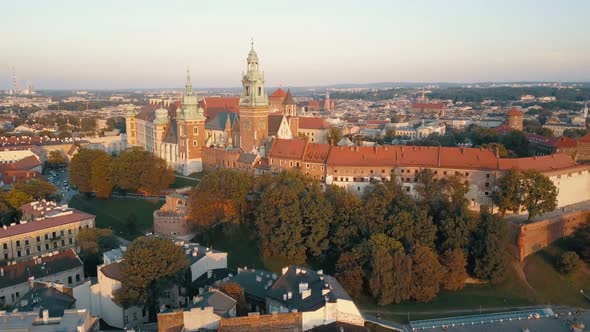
xmin=239 ymin=41 xmax=269 ymax=152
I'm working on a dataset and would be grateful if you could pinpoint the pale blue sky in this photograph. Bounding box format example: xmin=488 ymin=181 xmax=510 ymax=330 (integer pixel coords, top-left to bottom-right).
xmin=1 ymin=0 xmax=589 ymax=89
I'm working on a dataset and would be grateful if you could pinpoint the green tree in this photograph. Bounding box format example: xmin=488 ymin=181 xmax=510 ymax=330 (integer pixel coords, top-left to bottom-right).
xmin=521 ymin=170 xmax=557 ymax=220
xmin=13 ymin=178 xmax=59 ymax=201
xmin=470 ymin=213 xmax=508 ymax=283
xmin=138 ymin=154 xmax=175 ymax=195
xmin=366 ymin=234 xmax=402 ymax=305
xmin=220 ymin=283 xmax=248 ymax=316
xmin=113 ymin=237 xmax=188 ymax=318
xmin=500 ymin=130 xmax=530 ymax=157
xmin=91 ymin=154 xmax=115 ymax=199
xmin=493 ymin=169 xmax=523 ymax=216
xmin=480 ymin=142 xmax=509 ymax=158
xmin=334 ymin=249 xmax=365 ymax=298
xmin=326 ymin=187 xmax=363 ymax=259
xmin=556 ymin=251 xmax=580 ymax=274
xmin=327 ymin=127 xmax=343 ymax=146
xmin=69 ymin=149 xmax=109 ymax=193
xmin=76 ymin=228 xmax=120 ymax=276
xmin=46 ymin=150 xmax=67 ymax=168
xmin=4 ymin=189 xmax=33 ymax=209
xmin=411 ymin=245 xmax=445 ymax=302
xmin=440 ymin=249 xmax=468 ymax=291
xmin=110 ymin=147 xmax=149 ymax=192
xmin=188 ymin=169 xmax=254 ymax=227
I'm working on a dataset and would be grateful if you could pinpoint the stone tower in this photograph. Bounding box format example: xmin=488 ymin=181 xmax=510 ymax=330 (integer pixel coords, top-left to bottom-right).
xmin=238 ymin=41 xmax=269 ymax=152
xmin=507 ymin=107 xmax=524 ymax=131
xmin=125 ymin=106 xmax=137 ymax=146
xmin=177 ymin=70 xmax=206 ymax=175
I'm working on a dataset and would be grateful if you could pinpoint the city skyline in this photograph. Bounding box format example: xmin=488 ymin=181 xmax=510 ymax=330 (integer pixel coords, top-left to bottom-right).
xmin=2 ymin=0 xmax=590 ymax=89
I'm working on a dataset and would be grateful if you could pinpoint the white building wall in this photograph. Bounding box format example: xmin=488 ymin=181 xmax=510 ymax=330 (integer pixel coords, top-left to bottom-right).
xmin=549 ymin=169 xmax=590 ymax=208
xmin=301 ymin=302 xmax=337 ymax=331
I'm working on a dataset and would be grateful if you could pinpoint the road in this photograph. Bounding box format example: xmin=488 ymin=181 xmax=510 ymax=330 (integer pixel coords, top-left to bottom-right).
xmin=43 ymin=167 xmax=78 ymax=203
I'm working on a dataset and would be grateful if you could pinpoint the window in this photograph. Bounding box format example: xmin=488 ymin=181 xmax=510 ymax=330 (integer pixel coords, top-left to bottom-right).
xmin=245 ymin=86 xmax=250 ymax=96
xmin=465 ymin=172 xmax=469 ymax=176
xmin=3 ymin=254 xmax=7 ymax=260
xmin=382 ymin=169 xmax=385 ymax=173
xmin=16 ymin=240 xmax=20 ymax=247
xmin=69 ymin=238 xmax=73 ymax=245
xmin=68 ymin=276 xmax=72 ymax=284
xmin=26 ymin=248 xmax=30 ymax=256
xmin=61 ymin=240 xmax=65 ymax=246
xmin=36 ymin=236 xmax=41 ymax=242
xmin=125 ymin=316 xmax=129 ymax=324
xmin=485 ymin=182 xmax=489 ymax=188
xmin=258 ymin=87 xmax=262 ymax=96
xmin=52 ymin=232 xmax=56 ymax=238
xmin=68 ymin=229 xmax=72 ymax=235
xmin=45 ymin=234 xmax=48 ymax=240
xmin=17 ymin=250 xmax=21 ymax=257
xmin=443 ymin=171 xmax=447 ymax=175
xmin=45 ymin=244 xmax=49 ymax=250
xmin=60 ymin=230 xmax=64 ymax=236
xmin=434 ymin=170 xmax=438 ymax=175
xmin=401 ymin=169 xmax=405 ymax=173
xmin=37 ymin=245 xmax=41 ymax=252
xmin=2 ymin=243 xmax=7 ymax=250
xmin=193 ymin=126 xmax=198 ymax=134
xmin=484 ymin=191 xmax=489 ymax=196
xmin=76 ymin=274 xmax=80 ymax=282
xmin=321 ymin=166 xmax=324 ymax=171
xmin=306 ymin=164 xmax=309 ymax=169
xmin=192 ymin=140 xmax=198 ymax=147
xmin=486 ymin=173 xmax=490 ymax=178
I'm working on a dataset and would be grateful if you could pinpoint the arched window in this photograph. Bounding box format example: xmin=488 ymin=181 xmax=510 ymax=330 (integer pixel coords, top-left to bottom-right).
xmin=258 ymin=87 xmax=262 ymax=96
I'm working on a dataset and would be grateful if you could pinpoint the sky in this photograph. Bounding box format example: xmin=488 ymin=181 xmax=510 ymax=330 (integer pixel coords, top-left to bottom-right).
xmin=1 ymin=0 xmax=590 ymax=89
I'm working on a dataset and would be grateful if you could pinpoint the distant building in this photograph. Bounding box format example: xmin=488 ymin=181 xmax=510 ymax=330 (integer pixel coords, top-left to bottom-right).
xmin=506 ymin=107 xmax=524 ymax=131
xmin=153 ymin=188 xmax=194 ymax=240
xmin=411 ymin=102 xmax=446 ymax=117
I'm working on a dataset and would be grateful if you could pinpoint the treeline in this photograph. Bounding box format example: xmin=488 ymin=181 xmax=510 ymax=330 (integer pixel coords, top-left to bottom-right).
xmin=69 ymin=147 xmax=174 ymax=198
xmin=187 ymin=169 xmax=555 ymax=304
xmin=330 ymin=87 xmax=590 ymax=105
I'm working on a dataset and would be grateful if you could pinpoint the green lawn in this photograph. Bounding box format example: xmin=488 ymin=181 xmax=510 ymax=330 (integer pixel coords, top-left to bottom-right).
xmin=193 ymin=222 xmax=287 ymax=272
xmin=170 ymin=176 xmax=200 ymax=189
xmin=69 ymin=195 xmax=163 ymax=240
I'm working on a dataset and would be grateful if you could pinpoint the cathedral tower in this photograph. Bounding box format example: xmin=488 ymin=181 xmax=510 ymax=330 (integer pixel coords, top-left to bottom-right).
xmin=177 ymin=70 xmax=206 ymax=175
xmin=238 ymin=41 xmax=269 ymax=152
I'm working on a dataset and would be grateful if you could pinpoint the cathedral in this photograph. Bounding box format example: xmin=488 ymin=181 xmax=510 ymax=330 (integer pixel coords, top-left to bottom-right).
xmin=125 ymin=42 xmax=329 ymax=175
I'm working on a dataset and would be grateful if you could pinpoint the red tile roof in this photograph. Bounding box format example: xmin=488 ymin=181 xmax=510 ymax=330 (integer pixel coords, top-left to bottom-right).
xmin=579 ymin=132 xmax=590 ymax=143
xmin=298 ymin=117 xmax=330 ymax=130
xmin=1 ymin=170 xmax=42 ymax=185
xmin=327 ymin=146 xmax=397 ymax=167
xmin=269 ymin=138 xmax=307 ymax=160
xmin=269 ymin=88 xmax=287 ymax=98
xmin=302 ymin=143 xmax=331 ymax=163
xmin=528 ymin=134 xmax=577 ymax=149
xmin=498 ymin=153 xmax=579 ymax=172
xmin=411 ymin=102 xmax=445 ymax=110
xmin=0 ymin=208 xmax=94 ymax=240
xmin=201 ymin=97 xmax=240 ymax=119
xmin=507 ymin=107 xmax=524 ymax=116
xmin=100 ymin=261 xmax=125 ymax=281
xmin=0 ymin=155 xmax=42 ymax=172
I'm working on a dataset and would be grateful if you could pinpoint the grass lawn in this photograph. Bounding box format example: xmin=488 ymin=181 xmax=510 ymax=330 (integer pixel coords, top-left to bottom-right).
xmin=170 ymin=176 xmax=200 ymax=189
xmin=193 ymin=222 xmax=287 ymax=272
xmin=69 ymin=195 xmax=163 ymax=240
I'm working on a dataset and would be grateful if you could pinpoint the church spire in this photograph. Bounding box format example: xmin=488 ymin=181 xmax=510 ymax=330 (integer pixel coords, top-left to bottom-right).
xmin=185 ymin=68 xmax=193 ymax=96
xmin=240 ymin=40 xmax=267 ymax=107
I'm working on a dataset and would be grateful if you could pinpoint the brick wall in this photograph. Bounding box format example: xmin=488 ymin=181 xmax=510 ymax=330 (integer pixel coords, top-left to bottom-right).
xmin=516 ymin=210 xmax=590 ymax=261
xmin=157 ymin=310 xmax=183 ymax=332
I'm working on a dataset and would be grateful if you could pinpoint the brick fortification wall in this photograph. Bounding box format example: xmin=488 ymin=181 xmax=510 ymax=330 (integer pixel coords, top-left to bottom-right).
xmin=517 ymin=210 xmax=590 ymax=261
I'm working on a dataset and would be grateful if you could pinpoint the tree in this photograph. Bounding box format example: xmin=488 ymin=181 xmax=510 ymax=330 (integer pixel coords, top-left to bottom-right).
xmin=570 ymin=223 xmax=590 ymax=262
xmin=327 ymin=127 xmax=342 ymax=146
xmin=493 ymin=169 xmax=523 ymax=216
xmin=76 ymin=228 xmax=120 ymax=276
xmin=557 ymin=251 xmax=580 ymax=274
xmin=46 ymin=150 xmax=67 ymax=168
xmin=410 ymin=245 xmax=445 ymax=302
xmin=113 ymin=237 xmax=188 ymax=318
xmin=500 ymin=130 xmax=530 ymax=157
xmin=366 ymin=234 xmax=402 ymax=305
xmin=220 ymin=283 xmax=248 ymax=316
xmin=4 ymin=189 xmax=33 ymax=209
xmin=90 ymin=154 xmax=115 ymax=199
xmin=13 ymin=178 xmax=59 ymax=201
xmin=470 ymin=213 xmax=508 ymax=283
xmin=326 ymin=187 xmax=363 ymax=259
xmin=69 ymin=149 xmax=109 ymax=193
xmin=334 ymin=249 xmax=365 ymax=298
xmin=110 ymin=147 xmax=149 ymax=192
xmin=138 ymin=155 xmax=175 ymax=195
xmin=188 ymin=170 xmax=254 ymax=227
xmin=440 ymin=249 xmax=467 ymax=291
xmin=480 ymin=142 xmax=509 ymax=158
xmin=521 ymin=170 xmax=557 ymax=220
